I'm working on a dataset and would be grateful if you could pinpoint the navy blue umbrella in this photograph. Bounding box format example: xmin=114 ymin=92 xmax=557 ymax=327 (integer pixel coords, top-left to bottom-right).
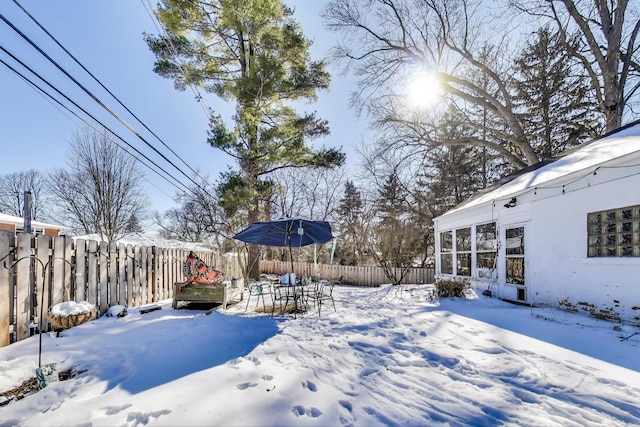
xmin=234 ymin=218 xmax=333 ymax=272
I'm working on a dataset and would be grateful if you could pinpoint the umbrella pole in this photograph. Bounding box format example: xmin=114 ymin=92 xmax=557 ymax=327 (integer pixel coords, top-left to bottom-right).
xmin=289 ymin=241 xmax=294 ymax=278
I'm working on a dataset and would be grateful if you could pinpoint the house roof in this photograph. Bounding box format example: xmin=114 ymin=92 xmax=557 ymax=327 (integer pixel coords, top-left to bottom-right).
xmin=439 ymin=120 xmax=640 ymax=218
xmin=0 ymin=212 xmax=70 ymax=231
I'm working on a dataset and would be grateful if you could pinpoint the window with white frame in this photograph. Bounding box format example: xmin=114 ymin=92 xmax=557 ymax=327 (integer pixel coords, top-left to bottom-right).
xmin=456 ymin=227 xmax=471 ymax=276
xmin=476 ymin=222 xmax=497 ymax=276
xmin=588 ymin=205 xmax=640 ymax=257
xmin=15 ymin=226 xmax=45 ymax=235
xmin=505 ymin=226 xmax=525 ymax=285
xmin=440 ymin=231 xmax=453 ymax=274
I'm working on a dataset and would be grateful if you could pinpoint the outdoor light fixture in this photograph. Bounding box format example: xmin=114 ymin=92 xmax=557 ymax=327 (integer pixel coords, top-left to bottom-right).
xmin=504 ymin=197 xmax=517 ymax=208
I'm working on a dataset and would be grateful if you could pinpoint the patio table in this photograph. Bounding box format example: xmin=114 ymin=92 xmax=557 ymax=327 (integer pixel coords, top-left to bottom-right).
xmin=271 ymin=283 xmax=307 ymax=317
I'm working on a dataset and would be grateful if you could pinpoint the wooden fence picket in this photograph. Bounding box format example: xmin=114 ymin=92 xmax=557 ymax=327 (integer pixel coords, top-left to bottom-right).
xmin=75 ymin=239 xmax=87 ymax=302
xmin=133 ymin=246 xmax=141 ymax=306
xmin=0 ymin=233 xmax=230 ymax=348
xmin=16 ymin=233 xmax=32 ymax=340
xmin=117 ymin=244 xmax=125 ymax=305
xmin=148 ymin=246 xmax=155 ymax=302
xmin=87 ymin=239 xmax=98 ymax=310
xmin=96 ymin=242 xmax=105 ymax=313
xmin=125 ymin=244 xmax=134 ymax=307
xmin=64 ymin=236 xmax=73 ymax=300
xmin=0 ymin=233 xmax=12 ymax=346
xmin=160 ymin=248 xmax=166 ymax=300
xmin=259 ymin=260 xmax=434 ymax=287
xmin=35 ymin=235 xmax=52 ymax=328
xmin=52 ymin=236 xmax=66 ymax=305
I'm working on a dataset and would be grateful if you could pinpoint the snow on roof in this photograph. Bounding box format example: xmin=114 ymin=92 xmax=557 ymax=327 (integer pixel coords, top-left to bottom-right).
xmin=441 ymin=122 xmax=640 ymax=217
xmin=0 ymin=212 xmax=69 ymax=230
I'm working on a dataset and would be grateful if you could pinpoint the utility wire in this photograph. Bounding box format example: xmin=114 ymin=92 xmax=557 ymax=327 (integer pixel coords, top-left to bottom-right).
xmin=0 ymin=47 xmax=193 ymax=195
xmin=12 ymin=0 xmax=206 ymax=183
xmin=139 ymin=0 xmax=223 ymax=196
xmin=0 ymin=53 xmax=190 ymax=195
xmin=0 ymin=10 xmax=215 ymax=199
xmin=140 ymin=0 xmax=232 ymax=197
xmin=140 ymin=0 xmax=214 ymax=124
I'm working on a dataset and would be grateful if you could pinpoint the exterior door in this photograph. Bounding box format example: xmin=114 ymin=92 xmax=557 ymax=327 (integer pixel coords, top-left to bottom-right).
xmin=505 ymin=226 xmax=526 ymax=302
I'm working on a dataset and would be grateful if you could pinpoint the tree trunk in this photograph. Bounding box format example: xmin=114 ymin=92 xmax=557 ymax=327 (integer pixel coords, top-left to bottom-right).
xmin=246 ymin=201 xmax=261 ymax=281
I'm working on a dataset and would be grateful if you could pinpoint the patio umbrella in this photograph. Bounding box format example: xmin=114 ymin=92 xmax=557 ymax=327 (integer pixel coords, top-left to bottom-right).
xmin=233 ymin=218 xmax=333 ymax=274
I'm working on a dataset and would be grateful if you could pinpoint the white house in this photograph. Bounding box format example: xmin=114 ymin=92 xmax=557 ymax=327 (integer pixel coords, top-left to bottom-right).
xmin=433 ymin=121 xmax=640 ymax=325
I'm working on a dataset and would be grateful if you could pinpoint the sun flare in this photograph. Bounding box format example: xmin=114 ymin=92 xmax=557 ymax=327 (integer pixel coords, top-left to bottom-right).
xmin=405 ymin=70 xmax=443 ymax=109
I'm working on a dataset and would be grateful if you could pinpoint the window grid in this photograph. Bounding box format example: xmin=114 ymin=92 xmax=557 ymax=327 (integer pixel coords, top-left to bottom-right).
xmin=440 ymin=231 xmax=453 ymax=274
xmin=505 ymin=226 xmax=525 ymax=285
xmin=456 ymin=227 xmax=471 ymax=276
xmin=476 ymin=222 xmax=497 ymax=270
xmin=587 ymin=205 xmax=640 ymax=257
xmin=438 ymin=223 xmax=497 ymax=279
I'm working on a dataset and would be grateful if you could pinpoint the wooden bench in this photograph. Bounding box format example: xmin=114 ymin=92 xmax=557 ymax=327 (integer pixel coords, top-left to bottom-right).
xmin=172 ymin=280 xmax=244 ymax=310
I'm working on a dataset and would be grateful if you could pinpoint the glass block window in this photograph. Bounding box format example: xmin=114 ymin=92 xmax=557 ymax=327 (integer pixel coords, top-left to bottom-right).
xmin=440 ymin=231 xmax=453 ymax=274
xmin=588 ymin=205 xmax=640 ymax=257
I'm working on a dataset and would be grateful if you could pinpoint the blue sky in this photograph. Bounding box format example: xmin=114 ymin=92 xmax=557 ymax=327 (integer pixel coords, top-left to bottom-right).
xmin=0 ymin=1 xmax=366 ymax=215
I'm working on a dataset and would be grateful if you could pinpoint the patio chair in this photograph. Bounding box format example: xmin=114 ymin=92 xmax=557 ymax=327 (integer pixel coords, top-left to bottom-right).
xmin=306 ymin=279 xmax=336 ymax=316
xmin=245 ymin=281 xmax=273 ymax=313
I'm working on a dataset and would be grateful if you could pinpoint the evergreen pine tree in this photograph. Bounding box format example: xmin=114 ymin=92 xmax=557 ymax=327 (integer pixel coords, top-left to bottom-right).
xmin=371 ymin=172 xmax=423 ymax=284
xmin=336 ymin=181 xmax=364 ymax=265
xmin=146 ymin=1 xmax=345 ymax=278
xmin=512 ymin=26 xmax=601 ymax=158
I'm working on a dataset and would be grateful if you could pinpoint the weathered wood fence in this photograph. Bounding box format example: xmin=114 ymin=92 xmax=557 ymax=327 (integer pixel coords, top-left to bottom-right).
xmin=260 ymin=260 xmax=435 ymax=287
xmin=0 ymin=232 xmax=228 ymax=348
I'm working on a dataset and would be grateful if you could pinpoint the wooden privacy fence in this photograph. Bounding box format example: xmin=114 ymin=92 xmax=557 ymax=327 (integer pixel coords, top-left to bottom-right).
xmin=260 ymin=260 xmax=435 ymax=287
xmin=0 ymin=232 xmax=226 ymax=348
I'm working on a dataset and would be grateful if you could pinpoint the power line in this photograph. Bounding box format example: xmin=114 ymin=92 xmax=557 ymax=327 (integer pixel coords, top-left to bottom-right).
xmin=0 ymin=10 xmax=216 ymax=199
xmin=139 ymin=0 xmax=225 ymax=199
xmin=12 ymin=0 xmax=207 ymax=183
xmin=0 ymin=48 xmax=193 ymax=195
xmin=139 ymin=0 xmax=214 ymax=124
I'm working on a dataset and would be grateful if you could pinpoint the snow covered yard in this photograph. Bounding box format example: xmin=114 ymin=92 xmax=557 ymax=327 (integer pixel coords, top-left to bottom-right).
xmin=1 ymin=284 xmax=639 ymax=426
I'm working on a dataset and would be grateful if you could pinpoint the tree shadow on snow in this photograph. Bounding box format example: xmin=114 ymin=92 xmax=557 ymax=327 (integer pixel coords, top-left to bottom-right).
xmin=86 ymin=307 xmax=281 ymax=395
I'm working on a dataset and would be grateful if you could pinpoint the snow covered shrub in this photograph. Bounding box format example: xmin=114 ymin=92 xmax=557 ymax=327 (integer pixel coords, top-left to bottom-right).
xmin=434 ymin=278 xmax=470 ymax=298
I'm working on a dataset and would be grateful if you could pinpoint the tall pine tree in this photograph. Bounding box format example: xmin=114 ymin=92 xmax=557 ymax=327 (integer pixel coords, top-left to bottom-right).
xmin=371 ymin=172 xmax=424 ymax=284
xmin=146 ymin=1 xmax=344 ymax=279
xmin=336 ymin=181 xmax=365 ymax=265
xmin=512 ymin=26 xmax=601 ymax=158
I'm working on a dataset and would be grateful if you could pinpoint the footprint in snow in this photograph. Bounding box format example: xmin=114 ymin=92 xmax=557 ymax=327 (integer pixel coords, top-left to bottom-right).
xmin=291 ymin=405 xmax=322 ymax=418
xmin=236 ymin=382 xmax=258 ymax=390
xmin=92 ymin=404 xmax=132 ymax=417
xmin=302 ymin=380 xmax=317 ymax=392
xmin=125 ymin=409 xmax=171 ymax=426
